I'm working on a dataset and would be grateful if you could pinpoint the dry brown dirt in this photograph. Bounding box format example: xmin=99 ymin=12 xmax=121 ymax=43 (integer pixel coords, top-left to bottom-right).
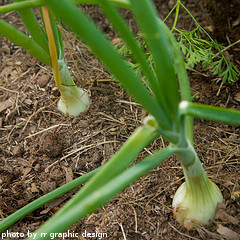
xmin=0 ymin=0 xmax=239 ymax=239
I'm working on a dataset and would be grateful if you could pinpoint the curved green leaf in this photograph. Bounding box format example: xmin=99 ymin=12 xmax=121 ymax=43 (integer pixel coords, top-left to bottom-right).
xmin=180 ymin=101 xmax=240 ymax=125
xmin=0 ymin=19 xmax=51 ymax=66
xmin=0 ymin=168 xmax=98 ymax=233
xmin=13 ymin=0 xmax=49 ymax=53
xmin=27 ymin=146 xmax=174 ymax=240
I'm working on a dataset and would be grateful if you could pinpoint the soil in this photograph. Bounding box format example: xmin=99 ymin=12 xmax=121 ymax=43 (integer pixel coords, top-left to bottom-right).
xmin=0 ymin=0 xmax=240 ymax=239
xmin=202 ymin=0 xmax=240 ymax=44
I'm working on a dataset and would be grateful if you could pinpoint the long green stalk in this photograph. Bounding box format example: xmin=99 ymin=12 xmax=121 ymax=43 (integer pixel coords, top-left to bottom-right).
xmin=98 ymin=0 xmax=159 ymax=102
xmin=157 ymin=20 xmax=193 ymax=144
xmin=0 ymin=19 xmax=51 ymax=66
xmin=26 ymin=116 xmax=160 ymax=238
xmin=0 ymin=0 xmax=130 ymax=15
xmin=0 ymin=168 xmax=98 ymax=233
xmin=98 ymin=0 xmax=174 ymax=134
xmin=13 ymin=0 xmax=49 ymax=52
xmin=0 ymin=0 xmax=43 ymax=14
xmin=27 ymin=146 xmax=174 ymax=240
xmin=130 ymin=0 xmax=180 ymax=127
xmin=43 ymin=116 xmax=160 ymax=219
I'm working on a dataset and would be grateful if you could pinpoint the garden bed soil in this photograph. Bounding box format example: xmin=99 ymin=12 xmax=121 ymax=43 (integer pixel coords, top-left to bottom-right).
xmin=0 ymin=0 xmax=240 ymax=239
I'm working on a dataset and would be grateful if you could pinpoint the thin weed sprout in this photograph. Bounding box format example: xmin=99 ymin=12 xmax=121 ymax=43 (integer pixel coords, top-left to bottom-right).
xmin=170 ymin=0 xmax=239 ymax=84
xmin=114 ymin=0 xmax=239 ymax=84
xmin=0 ymin=0 xmax=240 ymax=239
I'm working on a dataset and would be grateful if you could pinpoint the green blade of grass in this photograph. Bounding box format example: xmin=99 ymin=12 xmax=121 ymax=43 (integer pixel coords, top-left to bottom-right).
xmin=13 ymin=0 xmax=49 ymax=53
xmin=45 ymin=0 xmax=174 ymax=133
xmin=0 ymin=19 xmax=51 ymax=66
xmin=0 ymin=168 xmax=98 ymax=233
xmin=27 ymin=146 xmax=174 ymax=240
xmin=180 ymin=101 xmax=240 ymax=125
xmin=130 ymin=0 xmax=180 ymax=128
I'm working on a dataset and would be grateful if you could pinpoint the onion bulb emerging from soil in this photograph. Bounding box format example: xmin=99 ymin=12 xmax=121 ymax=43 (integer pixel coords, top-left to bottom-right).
xmin=173 ymin=144 xmax=223 ymax=230
xmin=58 ymin=86 xmax=90 ymax=117
xmin=57 ymin=59 xmax=90 ymax=117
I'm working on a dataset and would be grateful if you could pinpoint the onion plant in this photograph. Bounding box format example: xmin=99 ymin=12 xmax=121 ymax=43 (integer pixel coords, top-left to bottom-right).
xmin=0 ymin=0 xmax=240 ymax=238
xmin=0 ymin=1 xmax=90 ymax=116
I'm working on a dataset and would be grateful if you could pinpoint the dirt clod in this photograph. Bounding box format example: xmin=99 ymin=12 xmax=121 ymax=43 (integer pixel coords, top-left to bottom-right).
xmin=39 ymin=132 xmax=63 ymax=158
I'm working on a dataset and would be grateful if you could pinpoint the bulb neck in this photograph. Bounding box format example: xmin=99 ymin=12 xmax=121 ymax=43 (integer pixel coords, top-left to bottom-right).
xmin=174 ymin=142 xmax=209 ymax=191
xmin=172 ymin=142 xmax=223 ymax=229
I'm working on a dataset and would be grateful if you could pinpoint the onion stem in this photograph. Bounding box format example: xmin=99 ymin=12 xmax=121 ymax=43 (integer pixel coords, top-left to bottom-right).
xmin=41 ymin=6 xmax=90 ymax=116
xmin=41 ymin=6 xmax=61 ymax=89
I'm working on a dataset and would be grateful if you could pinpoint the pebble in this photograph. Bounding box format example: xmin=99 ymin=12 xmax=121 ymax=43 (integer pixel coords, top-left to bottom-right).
xmin=37 ymin=74 xmax=50 ymax=88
